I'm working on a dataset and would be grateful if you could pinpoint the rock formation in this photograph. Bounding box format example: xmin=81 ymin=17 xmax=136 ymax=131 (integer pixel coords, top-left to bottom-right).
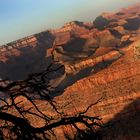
xmin=0 ymin=3 xmax=140 ymax=139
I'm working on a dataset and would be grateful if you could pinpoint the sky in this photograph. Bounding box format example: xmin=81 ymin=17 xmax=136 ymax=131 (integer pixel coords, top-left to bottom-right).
xmin=0 ymin=0 xmax=140 ymax=45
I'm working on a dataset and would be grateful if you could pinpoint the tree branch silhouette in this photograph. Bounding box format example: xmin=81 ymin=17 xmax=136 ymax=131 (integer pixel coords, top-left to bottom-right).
xmin=0 ymin=62 xmax=101 ymax=139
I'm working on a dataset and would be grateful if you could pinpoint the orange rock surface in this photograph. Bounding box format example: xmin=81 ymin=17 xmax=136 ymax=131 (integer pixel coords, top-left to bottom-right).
xmin=0 ymin=3 xmax=140 ymax=139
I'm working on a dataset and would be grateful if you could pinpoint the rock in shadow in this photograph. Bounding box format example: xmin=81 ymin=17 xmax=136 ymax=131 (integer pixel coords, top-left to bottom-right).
xmin=97 ymin=98 xmax=140 ymax=140
xmin=123 ymin=17 xmax=140 ymax=31
xmin=62 ymin=37 xmax=87 ymax=52
xmin=120 ymin=40 xmax=134 ymax=48
xmin=52 ymin=52 xmax=123 ymax=96
xmin=116 ymin=12 xmax=125 ymax=16
xmin=54 ymin=37 xmax=98 ymax=64
xmin=71 ymin=98 xmax=140 ymax=140
xmin=109 ymin=29 xmax=122 ymax=39
xmin=71 ymin=21 xmax=93 ymax=30
xmin=93 ymin=16 xmax=110 ymax=30
xmin=0 ymin=31 xmax=55 ymax=80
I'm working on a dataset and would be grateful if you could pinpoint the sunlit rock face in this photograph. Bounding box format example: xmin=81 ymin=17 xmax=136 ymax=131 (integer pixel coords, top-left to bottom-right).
xmin=0 ymin=3 xmax=140 ymax=139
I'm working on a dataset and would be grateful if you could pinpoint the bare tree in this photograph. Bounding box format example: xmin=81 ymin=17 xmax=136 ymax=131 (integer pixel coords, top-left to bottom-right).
xmin=0 ymin=62 xmax=102 ymax=140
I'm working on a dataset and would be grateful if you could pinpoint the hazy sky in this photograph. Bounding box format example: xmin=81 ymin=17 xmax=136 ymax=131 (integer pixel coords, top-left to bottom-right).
xmin=0 ymin=0 xmax=139 ymax=45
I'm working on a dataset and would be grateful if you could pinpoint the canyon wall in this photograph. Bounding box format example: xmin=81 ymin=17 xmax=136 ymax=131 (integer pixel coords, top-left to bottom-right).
xmin=0 ymin=3 xmax=140 ymax=139
xmin=0 ymin=31 xmax=55 ymax=80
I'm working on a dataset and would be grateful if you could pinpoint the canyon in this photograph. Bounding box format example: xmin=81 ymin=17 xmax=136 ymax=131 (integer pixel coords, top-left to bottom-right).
xmin=0 ymin=3 xmax=140 ymax=140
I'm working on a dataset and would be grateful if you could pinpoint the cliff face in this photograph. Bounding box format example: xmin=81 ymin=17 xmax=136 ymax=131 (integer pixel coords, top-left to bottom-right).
xmin=0 ymin=31 xmax=55 ymax=80
xmin=1 ymin=4 xmax=140 ymax=80
xmin=62 ymin=40 xmax=140 ymax=117
xmin=53 ymin=40 xmax=140 ymax=139
xmin=0 ymin=3 xmax=140 ymax=139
